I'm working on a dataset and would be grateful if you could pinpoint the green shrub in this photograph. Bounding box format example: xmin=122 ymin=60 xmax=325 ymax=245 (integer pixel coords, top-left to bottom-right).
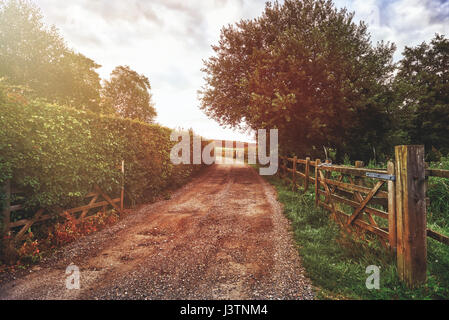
xmin=0 ymin=89 xmax=206 ymax=224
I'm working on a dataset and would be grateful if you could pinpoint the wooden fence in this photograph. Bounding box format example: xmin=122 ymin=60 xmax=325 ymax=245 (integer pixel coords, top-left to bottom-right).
xmin=1 ymin=161 xmax=125 ymax=242
xmin=279 ymin=145 xmax=449 ymax=288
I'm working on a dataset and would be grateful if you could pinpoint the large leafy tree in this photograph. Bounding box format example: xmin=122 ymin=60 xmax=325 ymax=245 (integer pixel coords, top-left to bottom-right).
xmin=200 ymin=0 xmax=395 ymax=161
xmin=101 ymin=66 xmax=157 ymax=123
xmin=0 ymin=0 xmax=102 ymax=112
xmin=394 ymin=34 xmax=449 ymax=158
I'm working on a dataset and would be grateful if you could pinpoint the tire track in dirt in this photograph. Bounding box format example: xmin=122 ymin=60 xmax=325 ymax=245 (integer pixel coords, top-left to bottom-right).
xmin=0 ymin=163 xmax=314 ymax=300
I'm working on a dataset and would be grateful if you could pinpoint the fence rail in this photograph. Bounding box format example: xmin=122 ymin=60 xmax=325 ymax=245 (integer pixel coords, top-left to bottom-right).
xmin=279 ymin=145 xmax=449 ymax=288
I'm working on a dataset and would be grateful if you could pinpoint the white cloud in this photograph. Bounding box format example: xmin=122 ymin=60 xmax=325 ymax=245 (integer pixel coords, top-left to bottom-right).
xmin=335 ymin=0 xmax=449 ymax=59
xmin=33 ymin=0 xmax=448 ymax=142
xmin=34 ymin=0 xmax=265 ymax=142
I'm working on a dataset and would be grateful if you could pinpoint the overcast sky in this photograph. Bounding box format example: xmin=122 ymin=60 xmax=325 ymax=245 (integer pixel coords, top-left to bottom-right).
xmin=35 ymin=0 xmax=449 ymax=142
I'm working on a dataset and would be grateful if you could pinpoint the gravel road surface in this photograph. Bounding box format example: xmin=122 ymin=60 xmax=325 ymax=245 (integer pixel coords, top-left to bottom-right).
xmin=0 ymin=162 xmax=314 ymax=300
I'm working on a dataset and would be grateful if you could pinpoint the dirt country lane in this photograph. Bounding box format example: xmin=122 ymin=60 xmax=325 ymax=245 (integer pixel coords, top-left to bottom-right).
xmin=0 ymin=162 xmax=314 ymax=300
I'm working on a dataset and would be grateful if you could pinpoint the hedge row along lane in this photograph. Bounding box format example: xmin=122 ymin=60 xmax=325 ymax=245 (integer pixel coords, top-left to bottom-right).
xmin=0 ymin=95 xmax=207 ymax=222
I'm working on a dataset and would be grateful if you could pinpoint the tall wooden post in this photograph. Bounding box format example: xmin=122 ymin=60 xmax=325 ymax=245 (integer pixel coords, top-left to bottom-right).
xmin=120 ymin=160 xmax=125 ymax=212
xmin=315 ymin=159 xmax=321 ymax=207
xmin=354 ymin=161 xmax=364 ymax=185
xmin=387 ymin=161 xmax=397 ymax=253
xmin=395 ymin=145 xmax=427 ymax=288
xmin=304 ymin=157 xmax=310 ymax=192
xmin=292 ymin=156 xmax=297 ymax=191
xmin=353 ymin=161 xmax=364 ymax=198
xmin=354 ymin=161 xmax=365 ymax=203
xmin=2 ymin=180 xmax=11 ymax=233
xmin=355 ymin=161 xmax=364 ymax=168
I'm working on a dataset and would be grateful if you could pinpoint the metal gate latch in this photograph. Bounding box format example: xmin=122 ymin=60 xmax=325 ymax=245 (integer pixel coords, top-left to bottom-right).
xmin=365 ymin=172 xmax=396 ymax=181
xmin=318 ymin=163 xmax=333 ymax=167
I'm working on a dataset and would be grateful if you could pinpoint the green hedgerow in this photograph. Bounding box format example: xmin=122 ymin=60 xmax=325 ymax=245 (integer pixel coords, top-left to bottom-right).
xmin=0 ymin=88 xmax=206 ymax=221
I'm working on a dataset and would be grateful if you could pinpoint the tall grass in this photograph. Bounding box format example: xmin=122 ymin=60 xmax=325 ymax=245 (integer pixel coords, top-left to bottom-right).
xmin=428 ymin=156 xmax=449 ymax=232
xmin=263 ymin=173 xmax=449 ymax=299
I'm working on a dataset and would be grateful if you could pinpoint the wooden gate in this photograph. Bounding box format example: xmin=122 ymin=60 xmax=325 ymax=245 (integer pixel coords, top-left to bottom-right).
xmin=280 ymin=145 xmax=449 ymax=288
xmin=2 ymin=184 xmax=124 ymax=241
xmin=315 ymin=161 xmax=393 ymax=249
xmin=2 ymin=161 xmax=125 ymax=241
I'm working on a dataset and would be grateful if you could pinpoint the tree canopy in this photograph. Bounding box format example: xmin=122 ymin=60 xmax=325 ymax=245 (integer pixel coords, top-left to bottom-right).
xmin=0 ymin=0 xmax=102 ymax=112
xmin=101 ymin=66 xmax=157 ymax=123
xmin=200 ymin=0 xmax=396 ymax=161
xmin=393 ymin=34 xmax=449 ymax=159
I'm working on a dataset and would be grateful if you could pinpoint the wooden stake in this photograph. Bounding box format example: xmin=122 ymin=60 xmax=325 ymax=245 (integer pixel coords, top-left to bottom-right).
xmin=292 ymin=156 xmax=297 ymax=191
xmin=315 ymin=159 xmax=321 ymax=207
xmin=395 ymin=145 xmax=427 ymax=288
xmin=304 ymin=157 xmax=310 ymax=192
xmin=354 ymin=161 xmax=364 ymax=188
xmin=387 ymin=161 xmax=397 ymax=253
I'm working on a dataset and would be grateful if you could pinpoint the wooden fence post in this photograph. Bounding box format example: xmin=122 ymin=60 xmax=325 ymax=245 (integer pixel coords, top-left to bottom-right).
xmin=355 ymin=161 xmax=364 ymax=185
xmin=387 ymin=160 xmax=397 ymax=253
xmin=304 ymin=157 xmax=310 ymax=192
xmin=292 ymin=156 xmax=297 ymax=191
xmin=2 ymin=180 xmax=11 ymax=233
xmin=395 ymin=145 xmax=427 ymax=288
xmin=354 ymin=161 xmax=365 ymax=205
xmin=315 ymin=159 xmax=321 ymax=207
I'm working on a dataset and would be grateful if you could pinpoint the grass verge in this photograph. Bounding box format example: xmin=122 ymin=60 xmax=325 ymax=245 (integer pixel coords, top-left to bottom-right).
xmin=262 ymin=172 xmax=449 ymax=300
